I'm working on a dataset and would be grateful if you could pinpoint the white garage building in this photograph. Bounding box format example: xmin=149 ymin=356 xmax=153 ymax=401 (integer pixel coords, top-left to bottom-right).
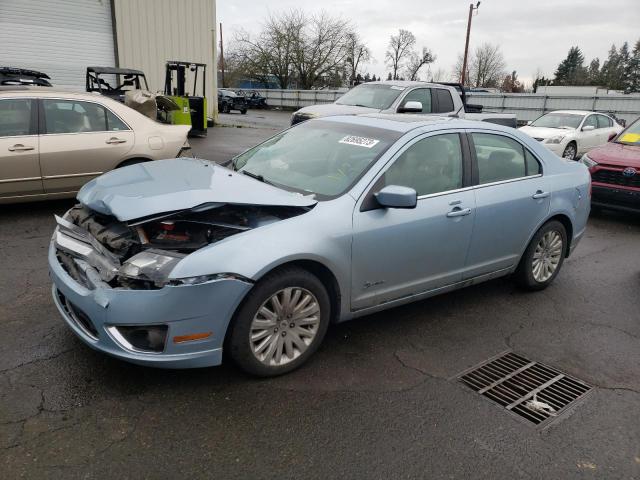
xmin=0 ymin=0 xmax=217 ymax=114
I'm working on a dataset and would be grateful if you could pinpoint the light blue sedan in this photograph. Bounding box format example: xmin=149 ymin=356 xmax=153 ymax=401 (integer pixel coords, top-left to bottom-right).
xmin=49 ymin=115 xmax=591 ymax=376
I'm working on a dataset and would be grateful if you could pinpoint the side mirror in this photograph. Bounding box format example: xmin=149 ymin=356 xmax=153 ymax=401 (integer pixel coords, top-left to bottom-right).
xmin=582 ymin=125 xmax=595 ymax=131
xmin=526 ymin=120 xmax=532 ymax=125
xmin=399 ymin=101 xmax=422 ymax=113
xmin=375 ymin=185 xmax=417 ymax=209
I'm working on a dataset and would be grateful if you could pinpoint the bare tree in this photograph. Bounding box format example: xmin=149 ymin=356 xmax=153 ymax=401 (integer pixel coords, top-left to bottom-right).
xmin=405 ymin=47 xmax=436 ymax=81
xmin=429 ymin=67 xmax=450 ymax=82
xmin=469 ymin=43 xmax=506 ymax=88
xmin=452 ymin=54 xmax=466 ymax=84
xmin=385 ymin=29 xmax=416 ymax=80
xmin=291 ymin=11 xmax=353 ymax=89
xmin=345 ymin=32 xmax=371 ymax=85
xmin=233 ymin=11 xmax=305 ymax=89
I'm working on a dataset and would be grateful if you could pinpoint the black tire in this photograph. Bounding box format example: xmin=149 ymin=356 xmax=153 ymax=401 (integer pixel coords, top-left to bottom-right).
xmin=115 ymin=158 xmax=147 ymax=169
xmin=514 ymin=220 xmax=567 ymax=290
xmin=240 ymin=109 xmax=247 ymax=115
xmin=226 ymin=266 xmax=331 ymax=377
xmin=562 ymin=142 xmax=577 ymax=160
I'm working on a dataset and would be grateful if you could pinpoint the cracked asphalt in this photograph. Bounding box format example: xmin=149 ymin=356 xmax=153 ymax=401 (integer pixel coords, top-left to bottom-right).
xmin=1 ymin=112 xmax=639 ymax=479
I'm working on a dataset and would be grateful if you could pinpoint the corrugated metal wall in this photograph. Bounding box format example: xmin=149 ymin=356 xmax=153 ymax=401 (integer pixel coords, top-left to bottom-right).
xmin=113 ymin=0 xmax=217 ymax=115
xmin=0 ymin=0 xmax=116 ymax=89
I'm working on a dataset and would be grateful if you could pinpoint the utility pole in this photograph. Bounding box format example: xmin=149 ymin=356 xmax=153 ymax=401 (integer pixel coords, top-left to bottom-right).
xmin=219 ymin=22 xmax=225 ymax=88
xmin=460 ymin=1 xmax=480 ymax=86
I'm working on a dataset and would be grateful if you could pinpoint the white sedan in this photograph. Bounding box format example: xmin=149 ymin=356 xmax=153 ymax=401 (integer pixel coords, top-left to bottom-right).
xmin=519 ymin=110 xmax=623 ymax=160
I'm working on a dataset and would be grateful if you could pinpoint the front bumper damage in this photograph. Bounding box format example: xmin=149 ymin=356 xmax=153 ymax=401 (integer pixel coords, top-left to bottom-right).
xmin=48 ymin=224 xmax=252 ymax=368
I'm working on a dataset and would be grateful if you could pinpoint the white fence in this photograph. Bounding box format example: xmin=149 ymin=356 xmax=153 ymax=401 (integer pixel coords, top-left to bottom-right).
xmin=466 ymin=93 xmax=640 ymax=124
xmin=244 ymin=88 xmax=640 ymax=124
xmin=245 ymin=89 xmax=345 ymax=109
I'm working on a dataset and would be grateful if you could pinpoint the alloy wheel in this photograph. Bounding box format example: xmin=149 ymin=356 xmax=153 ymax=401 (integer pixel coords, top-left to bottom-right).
xmin=562 ymin=144 xmax=576 ymax=159
xmin=532 ymin=231 xmax=563 ymax=282
xmin=249 ymin=287 xmax=321 ymax=366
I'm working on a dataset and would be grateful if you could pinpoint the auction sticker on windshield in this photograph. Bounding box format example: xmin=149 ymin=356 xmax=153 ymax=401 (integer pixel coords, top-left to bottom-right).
xmin=619 ymin=133 xmax=640 ymax=143
xmin=339 ymin=135 xmax=380 ymax=148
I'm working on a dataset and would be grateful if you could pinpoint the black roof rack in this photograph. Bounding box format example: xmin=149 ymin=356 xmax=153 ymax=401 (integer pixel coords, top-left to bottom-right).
xmin=87 ymin=66 xmax=146 ymax=76
xmin=0 ymin=67 xmax=51 ymax=79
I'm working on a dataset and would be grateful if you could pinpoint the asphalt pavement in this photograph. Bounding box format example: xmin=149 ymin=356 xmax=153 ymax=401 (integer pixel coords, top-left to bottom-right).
xmin=1 ymin=111 xmax=639 ymax=479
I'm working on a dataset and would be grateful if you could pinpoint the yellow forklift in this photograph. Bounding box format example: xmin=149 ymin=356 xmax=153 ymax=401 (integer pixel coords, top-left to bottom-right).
xmin=163 ymin=60 xmax=208 ymax=137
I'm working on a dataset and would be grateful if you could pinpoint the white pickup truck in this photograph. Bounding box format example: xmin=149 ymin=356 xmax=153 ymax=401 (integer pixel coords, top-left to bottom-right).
xmin=290 ymin=81 xmax=517 ymax=128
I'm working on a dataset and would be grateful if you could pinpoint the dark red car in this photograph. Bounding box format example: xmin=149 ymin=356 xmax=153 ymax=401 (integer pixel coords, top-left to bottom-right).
xmin=580 ymin=118 xmax=640 ymax=213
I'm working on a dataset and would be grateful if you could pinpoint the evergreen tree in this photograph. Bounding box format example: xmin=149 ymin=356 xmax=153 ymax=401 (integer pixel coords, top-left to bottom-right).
xmin=601 ymin=44 xmax=621 ymax=90
xmin=364 ymin=72 xmax=371 ymax=82
xmin=553 ymin=46 xmax=587 ymax=85
xmin=587 ymin=58 xmax=601 ymax=85
xmin=618 ymin=42 xmax=631 ymax=91
xmin=626 ymin=39 xmax=640 ymax=92
xmin=386 ymin=72 xmax=392 ymax=81
xmin=532 ymin=75 xmax=551 ymax=93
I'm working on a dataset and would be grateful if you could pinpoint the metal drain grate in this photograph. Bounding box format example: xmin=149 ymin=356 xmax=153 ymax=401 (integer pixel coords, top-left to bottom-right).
xmin=459 ymin=352 xmax=592 ymax=426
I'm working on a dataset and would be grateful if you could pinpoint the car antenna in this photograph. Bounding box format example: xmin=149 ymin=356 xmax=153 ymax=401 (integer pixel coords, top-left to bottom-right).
xmin=451 ymin=103 xmax=464 ymax=118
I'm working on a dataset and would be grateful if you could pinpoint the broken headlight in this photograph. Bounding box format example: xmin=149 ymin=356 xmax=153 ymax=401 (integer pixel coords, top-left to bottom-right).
xmin=167 ymin=273 xmax=251 ymax=287
xmin=118 ymin=249 xmax=185 ymax=288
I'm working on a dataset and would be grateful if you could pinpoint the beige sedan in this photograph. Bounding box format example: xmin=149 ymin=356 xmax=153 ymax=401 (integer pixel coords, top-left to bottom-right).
xmin=0 ymin=87 xmax=191 ymax=203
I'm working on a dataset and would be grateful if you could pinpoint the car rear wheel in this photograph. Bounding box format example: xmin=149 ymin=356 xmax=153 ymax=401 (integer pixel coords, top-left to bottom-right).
xmin=226 ymin=267 xmax=330 ymax=376
xmin=562 ymin=142 xmax=577 ymax=160
xmin=115 ymin=158 xmax=148 ymax=169
xmin=241 ymin=109 xmax=247 ymax=115
xmin=514 ymin=220 xmax=567 ymax=290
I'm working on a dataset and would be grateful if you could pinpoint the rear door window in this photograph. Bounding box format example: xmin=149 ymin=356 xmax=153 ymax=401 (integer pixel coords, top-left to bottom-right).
xmin=43 ymin=99 xmax=108 ymax=134
xmin=0 ymin=98 xmax=34 ymax=137
xmin=433 ymin=89 xmax=455 ymax=113
xmin=106 ymin=109 xmax=129 ymax=131
xmin=472 ymin=133 xmax=528 ymax=184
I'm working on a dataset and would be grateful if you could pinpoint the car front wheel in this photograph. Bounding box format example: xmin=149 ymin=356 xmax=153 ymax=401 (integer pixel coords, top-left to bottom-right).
xmin=562 ymin=142 xmax=577 ymax=160
xmin=514 ymin=220 xmax=567 ymax=290
xmin=226 ymin=267 xmax=330 ymax=376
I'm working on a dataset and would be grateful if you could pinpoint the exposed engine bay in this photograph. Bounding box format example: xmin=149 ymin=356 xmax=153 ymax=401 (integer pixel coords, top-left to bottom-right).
xmin=55 ymin=203 xmax=310 ymax=290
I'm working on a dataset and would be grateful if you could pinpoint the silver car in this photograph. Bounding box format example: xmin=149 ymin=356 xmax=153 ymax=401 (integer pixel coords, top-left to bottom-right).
xmin=49 ymin=115 xmax=591 ymax=376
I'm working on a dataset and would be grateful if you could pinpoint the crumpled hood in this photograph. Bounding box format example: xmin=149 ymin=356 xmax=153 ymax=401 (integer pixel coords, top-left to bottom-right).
xmin=296 ymin=103 xmax=379 ymax=118
xmin=77 ymin=158 xmax=317 ymax=221
xmin=519 ymin=126 xmax=575 ymax=139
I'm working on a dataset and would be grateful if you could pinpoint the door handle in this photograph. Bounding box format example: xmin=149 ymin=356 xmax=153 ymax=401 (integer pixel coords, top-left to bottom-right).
xmin=532 ymin=190 xmax=550 ymax=199
xmin=105 ymin=137 xmax=127 ymax=144
xmin=446 ymin=207 xmax=472 ymax=218
xmin=8 ymin=144 xmax=35 ymax=152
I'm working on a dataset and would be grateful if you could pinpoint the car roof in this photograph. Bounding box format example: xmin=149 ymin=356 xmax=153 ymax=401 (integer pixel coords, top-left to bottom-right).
xmin=363 ymin=80 xmax=447 ymax=89
xmin=0 ymin=87 xmax=125 ymax=106
xmin=319 ymin=114 xmax=514 ymax=134
xmin=544 ymin=110 xmax=603 ymax=116
xmin=1 ymin=87 xmax=103 ymax=97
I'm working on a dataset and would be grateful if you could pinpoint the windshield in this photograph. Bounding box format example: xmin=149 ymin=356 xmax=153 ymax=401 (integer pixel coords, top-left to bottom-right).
xmin=530 ymin=113 xmax=584 ymax=129
xmin=616 ymin=119 xmax=640 ymax=145
xmin=336 ymin=84 xmax=404 ymax=110
xmin=234 ymin=120 xmax=400 ymax=199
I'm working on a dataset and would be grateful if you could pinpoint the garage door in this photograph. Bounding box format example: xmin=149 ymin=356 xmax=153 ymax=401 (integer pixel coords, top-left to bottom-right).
xmin=0 ymin=0 xmax=115 ymax=89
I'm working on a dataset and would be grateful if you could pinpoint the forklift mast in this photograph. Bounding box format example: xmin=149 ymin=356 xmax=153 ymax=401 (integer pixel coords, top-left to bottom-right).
xmin=164 ymin=61 xmax=206 ymax=98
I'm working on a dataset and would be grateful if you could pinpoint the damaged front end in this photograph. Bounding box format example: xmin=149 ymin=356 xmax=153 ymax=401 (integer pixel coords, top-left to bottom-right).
xmin=53 ymin=202 xmax=310 ymax=291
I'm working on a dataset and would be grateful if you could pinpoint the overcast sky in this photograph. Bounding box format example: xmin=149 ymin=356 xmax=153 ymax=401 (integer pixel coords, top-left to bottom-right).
xmin=218 ymin=0 xmax=639 ymax=86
